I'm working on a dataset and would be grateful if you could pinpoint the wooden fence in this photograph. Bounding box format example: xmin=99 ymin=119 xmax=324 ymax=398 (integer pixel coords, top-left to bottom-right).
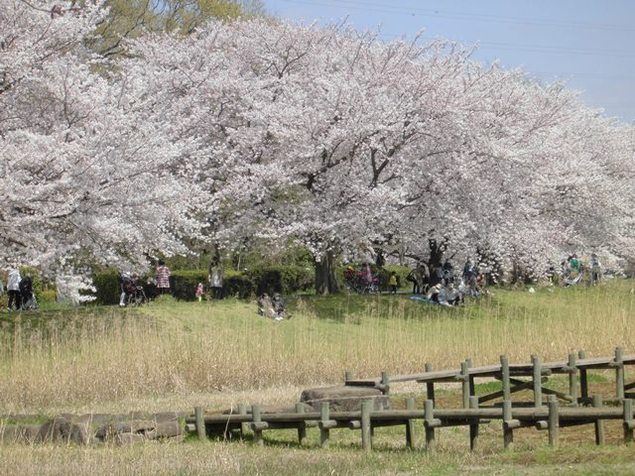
xmin=186 ymin=346 xmax=635 ymax=451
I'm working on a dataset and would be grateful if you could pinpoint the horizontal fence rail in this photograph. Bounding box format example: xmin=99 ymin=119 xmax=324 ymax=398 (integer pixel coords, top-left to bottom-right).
xmin=186 ymin=398 xmax=634 ymax=451
xmin=187 ymin=347 xmax=635 ymax=451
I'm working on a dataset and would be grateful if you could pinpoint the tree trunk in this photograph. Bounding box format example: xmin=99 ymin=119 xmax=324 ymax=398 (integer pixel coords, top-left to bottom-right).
xmin=427 ymin=238 xmax=445 ymax=270
xmin=315 ymin=250 xmax=339 ymax=295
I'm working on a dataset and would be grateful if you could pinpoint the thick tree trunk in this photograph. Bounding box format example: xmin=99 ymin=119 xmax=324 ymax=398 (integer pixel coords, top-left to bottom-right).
xmin=427 ymin=238 xmax=445 ymax=271
xmin=314 ymin=250 xmax=339 ymax=295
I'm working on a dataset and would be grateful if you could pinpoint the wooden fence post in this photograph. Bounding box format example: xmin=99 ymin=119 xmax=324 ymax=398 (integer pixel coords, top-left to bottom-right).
xmin=593 ymin=395 xmax=605 ymax=445
xmin=578 ymin=350 xmax=589 ymax=402
xmin=296 ymin=402 xmax=307 ymax=446
xmin=461 ymin=361 xmax=470 ymax=408
xmin=361 ymin=399 xmax=372 ymax=452
xmin=615 ymin=347 xmax=625 ymax=401
xmin=548 ymin=396 xmax=559 ymax=448
xmin=424 ymin=399 xmax=439 ymax=452
xmin=381 ymin=371 xmax=391 ymax=395
xmin=502 ymin=400 xmax=517 ymax=450
xmin=425 ymin=363 xmax=435 ymax=403
xmin=500 ymin=355 xmax=511 ymax=402
xmin=567 ymin=353 xmax=578 ymax=406
xmin=469 ymin=396 xmax=479 ymax=451
xmin=251 ymin=404 xmax=265 ymax=446
xmin=194 ymin=406 xmax=206 ymax=441
xmin=238 ymin=403 xmax=248 ymax=438
xmin=405 ymin=397 xmax=416 ymax=449
xmin=466 ymin=358 xmax=476 ymax=397
xmin=623 ymin=399 xmax=634 ymax=444
xmin=320 ymin=402 xmax=331 ymax=449
xmin=532 ymin=355 xmax=542 ymax=408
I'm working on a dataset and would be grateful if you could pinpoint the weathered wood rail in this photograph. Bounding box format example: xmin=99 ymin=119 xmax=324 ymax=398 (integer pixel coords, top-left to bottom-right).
xmin=346 ymin=347 xmax=635 ymax=406
xmin=187 ymin=347 xmax=635 ymax=451
xmin=187 ymin=397 xmax=635 ymax=451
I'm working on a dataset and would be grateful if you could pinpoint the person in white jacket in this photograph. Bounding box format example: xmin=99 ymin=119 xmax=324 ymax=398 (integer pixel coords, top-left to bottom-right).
xmin=7 ymin=268 xmax=21 ymax=311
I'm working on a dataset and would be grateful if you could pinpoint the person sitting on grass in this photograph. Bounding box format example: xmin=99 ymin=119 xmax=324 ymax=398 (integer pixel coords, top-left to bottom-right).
xmin=426 ymin=282 xmax=444 ymax=304
xmin=426 ymin=280 xmax=461 ymax=307
xmin=119 ymin=272 xmax=138 ymax=307
xmin=445 ymin=282 xmax=462 ymax=306
xmin=257 ymin=293 xmax=275 ymax=318
xmin=271 ymin=293 xmax=288 ymax=320
xmin=257 ymin=293 xmax=288 ymax=321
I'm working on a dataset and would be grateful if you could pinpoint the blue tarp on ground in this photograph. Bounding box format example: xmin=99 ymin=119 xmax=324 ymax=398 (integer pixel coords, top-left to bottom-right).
xmin=409 ymin=295 xmax=436 ymax=304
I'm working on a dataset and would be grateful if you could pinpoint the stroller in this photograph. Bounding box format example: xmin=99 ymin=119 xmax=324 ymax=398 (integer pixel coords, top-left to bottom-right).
xmin=19 ymin=276 xmax=38 ymax=311
xmin=343 ymin=266 xmax=380 ymax=294
xmin=120 ymin=273 xmax=147 ymax=307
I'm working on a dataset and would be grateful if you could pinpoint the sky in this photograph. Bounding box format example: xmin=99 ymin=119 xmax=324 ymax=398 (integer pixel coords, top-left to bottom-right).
xmin=263 ymin=0 xmax=635 ymax=123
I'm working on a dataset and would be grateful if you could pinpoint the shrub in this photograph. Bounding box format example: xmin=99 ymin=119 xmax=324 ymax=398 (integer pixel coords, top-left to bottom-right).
xmin=171 ymin=266 xmax=314 ymax=300
xmin=382 ymin=265 xmax=410 ymax=290
xmin=40 ymin=289 xmax=57 ymax=304
xmin=223 ymin=270 xmax=253 ymax=299
xmin=171 ymin=269 xmax=256 ymax=300
xmin=338 ymin=264 xmax=410 ymax=292
xmin=248 ymin=265 xmax=313 ymax=296
xmin=170 ymin=270 xmax=207 ymax=301
xmin=92 ymin=265 xmax=315 ymax=303
xmin=92 ymin=270 xmax=120 ymax=305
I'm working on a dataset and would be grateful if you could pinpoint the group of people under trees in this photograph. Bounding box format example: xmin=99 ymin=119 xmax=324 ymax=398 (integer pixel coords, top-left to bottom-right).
xmin=407 ymin=256 xmax=486 ymax=307
xmin=257 ymin=292 xmax=289 ymax=321
xmin=547 ymin=252 xmax=603 ymax=286
xmin=118 ymin=260 xmax=172 ymax=307
xmin=118 ymin=256 xmax=227 ymax=307
xmin=1 ymin=268 xmax=37 ymax=311
xmin=341 ymin=239 xmax=489 ymax=306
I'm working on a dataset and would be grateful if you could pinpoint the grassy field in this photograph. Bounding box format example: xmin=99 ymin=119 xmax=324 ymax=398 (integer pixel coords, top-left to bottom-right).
xmin=0 ymin=280 xmax=634 ymax=474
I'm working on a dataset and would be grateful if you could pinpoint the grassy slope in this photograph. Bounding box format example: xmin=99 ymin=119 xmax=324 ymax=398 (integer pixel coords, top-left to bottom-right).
xmin=0 ymin=280 xmax=634 ymax=474
xmin=0 ymin=280 xmax=634 ymax=412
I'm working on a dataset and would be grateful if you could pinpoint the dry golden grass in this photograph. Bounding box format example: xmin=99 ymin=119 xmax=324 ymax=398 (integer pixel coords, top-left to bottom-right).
xmin=1 ymin=431 xmax=635 ymax=475
xmin=0 ymin=280 xmax=634 ymax=475
xmin=0 ymin=280 xmax=632 ymax=415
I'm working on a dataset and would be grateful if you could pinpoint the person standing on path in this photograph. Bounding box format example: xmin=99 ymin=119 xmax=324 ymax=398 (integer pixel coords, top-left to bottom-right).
xmin=208 ymin=262 xmax=224 ymax=299
xmin=388 ymin=271 xmax=398 ymax=294
xmin=590 ymin=253 xmax=602 ymax=285
xmin=407 ymin=265 xmax=421 ymax=294
xmin=7 ymin=268 xmax=21 ymax=311
xmin=156 ymin=260 xmax=171 ymax=295
xmin=195 ymin=282 xmax=205 ymax=302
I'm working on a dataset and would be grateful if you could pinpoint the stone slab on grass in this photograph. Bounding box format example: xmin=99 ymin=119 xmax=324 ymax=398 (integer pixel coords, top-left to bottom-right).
xmin=300 ymin=385 xmax=391 ymax=411
xmin=0 ymin=412 xmax=185 ymax=446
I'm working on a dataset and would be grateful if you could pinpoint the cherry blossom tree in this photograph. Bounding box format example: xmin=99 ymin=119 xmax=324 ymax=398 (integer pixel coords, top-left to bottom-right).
xmin=123 ymin=23 xmax=464 ymax=290
xmin=0 ymin=1 xmax=207 ymax=272
xmin=124 ymin=18 xmax=634 ymax=291
xmin=2 ymin=5 xmax=632 ymax=294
